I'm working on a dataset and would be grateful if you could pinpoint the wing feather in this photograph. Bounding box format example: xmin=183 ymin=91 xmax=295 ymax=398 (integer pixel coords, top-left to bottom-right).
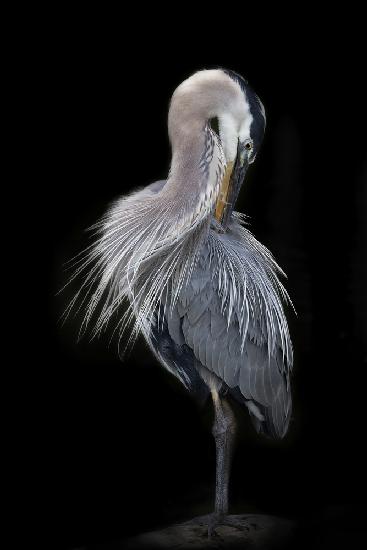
xmin=176 ymin=222 xmax=293 ymax=439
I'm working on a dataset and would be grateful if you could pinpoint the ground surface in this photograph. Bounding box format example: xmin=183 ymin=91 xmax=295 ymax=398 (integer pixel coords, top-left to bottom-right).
xmin=123 ymin=514 xmax=295 ymax=549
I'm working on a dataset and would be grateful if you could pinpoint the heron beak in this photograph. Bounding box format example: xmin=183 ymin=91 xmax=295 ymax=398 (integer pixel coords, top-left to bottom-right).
xmin=215 ymin=141 xmax=249 ymax=228
xmin=214 ymin=160 xmax=234 ymax=223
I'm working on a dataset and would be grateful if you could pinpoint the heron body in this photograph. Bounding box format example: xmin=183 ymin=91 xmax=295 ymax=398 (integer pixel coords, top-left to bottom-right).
xmin=68 ymin=69 xmax=293 ymax=530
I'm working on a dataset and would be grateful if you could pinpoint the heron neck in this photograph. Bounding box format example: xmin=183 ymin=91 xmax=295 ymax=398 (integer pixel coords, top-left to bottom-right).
xmin=169 ymin=128 xmax=206 ymax=189
xmin=163 ymin=125 xmax=220 ymax=230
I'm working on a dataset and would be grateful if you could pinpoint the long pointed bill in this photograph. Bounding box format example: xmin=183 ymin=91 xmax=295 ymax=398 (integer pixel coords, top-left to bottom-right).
xmin=214 ymin=160 xmax=234 ymax=223
xmin=215 ymin=141 xmax=249 ymax=229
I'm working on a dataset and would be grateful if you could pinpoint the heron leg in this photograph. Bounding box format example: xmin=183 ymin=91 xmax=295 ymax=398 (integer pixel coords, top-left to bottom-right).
xmin=211 ymin=389 xmax=236 ymax=519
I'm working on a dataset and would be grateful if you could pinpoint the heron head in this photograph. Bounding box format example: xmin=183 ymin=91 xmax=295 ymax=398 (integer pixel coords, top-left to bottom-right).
xmin=210 ymin=70 xmax=266 ymax=163
xmin=211 ymin=69 xmax=266 ymax=226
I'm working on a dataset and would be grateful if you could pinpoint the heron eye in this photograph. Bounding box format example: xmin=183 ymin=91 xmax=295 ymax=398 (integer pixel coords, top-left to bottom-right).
xmin=245 ymin=141 xmax=253 ymax=150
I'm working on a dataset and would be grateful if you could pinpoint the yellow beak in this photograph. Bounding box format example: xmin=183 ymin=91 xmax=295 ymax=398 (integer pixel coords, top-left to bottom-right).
xmin=214 ymin=161 xmax=234 ymax=222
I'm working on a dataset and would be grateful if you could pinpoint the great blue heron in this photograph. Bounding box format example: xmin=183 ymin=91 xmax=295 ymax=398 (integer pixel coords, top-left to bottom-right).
xmin=65 ymin=68 xmax=293 ymax=534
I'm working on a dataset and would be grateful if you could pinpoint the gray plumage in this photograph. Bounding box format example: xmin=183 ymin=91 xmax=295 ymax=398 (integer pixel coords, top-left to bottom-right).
xmin=64 ymin=69 xmax=293 ymax=516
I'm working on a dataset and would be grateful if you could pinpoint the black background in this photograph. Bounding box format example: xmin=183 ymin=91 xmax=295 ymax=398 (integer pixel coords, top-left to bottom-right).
xmin=30 ymin=13 xmax=366 ymax=550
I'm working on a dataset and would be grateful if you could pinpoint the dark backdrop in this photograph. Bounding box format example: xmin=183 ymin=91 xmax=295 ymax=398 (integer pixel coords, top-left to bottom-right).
xmin=33 ymin=18 xmax=366 ymax=550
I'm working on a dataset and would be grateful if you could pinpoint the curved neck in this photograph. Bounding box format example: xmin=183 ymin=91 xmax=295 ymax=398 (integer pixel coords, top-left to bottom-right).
xmin=160 ymin=70 xmax=243 ymax=231
xmin=168 ymin=125 xmax=207 ymax=191
xmin=162 ymin=123 xmax=224 ymax=234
